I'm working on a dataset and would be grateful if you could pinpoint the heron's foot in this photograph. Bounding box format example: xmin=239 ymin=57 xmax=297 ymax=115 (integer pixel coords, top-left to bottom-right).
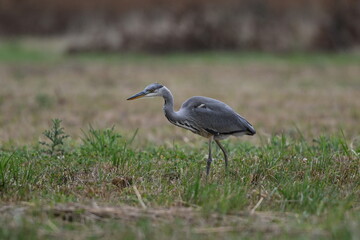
xmin=206 ymin=158 xmax=212 ymax=176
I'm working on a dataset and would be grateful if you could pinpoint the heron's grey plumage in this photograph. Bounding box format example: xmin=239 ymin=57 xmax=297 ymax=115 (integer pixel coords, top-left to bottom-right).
xmin=178 ymin=96 xmax=255 ymax=138
xmin=127 ymin=83 xmax=256 ymax=175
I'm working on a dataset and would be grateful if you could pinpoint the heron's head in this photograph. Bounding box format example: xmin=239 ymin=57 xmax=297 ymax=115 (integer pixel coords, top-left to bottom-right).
xmin=127 ymin=83 xmax=164 ymax=100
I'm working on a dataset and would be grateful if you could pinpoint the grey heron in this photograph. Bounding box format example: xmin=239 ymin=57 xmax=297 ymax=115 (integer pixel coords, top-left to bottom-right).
xmin=127 ymin=83 xmax=256 ymax=175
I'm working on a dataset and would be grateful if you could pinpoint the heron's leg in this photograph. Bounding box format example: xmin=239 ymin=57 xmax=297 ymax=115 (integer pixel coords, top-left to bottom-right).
xmin=215 ymin=140 xmax=228 ymax=169
xmin=206 ymin=138 xmax=213 ymax=176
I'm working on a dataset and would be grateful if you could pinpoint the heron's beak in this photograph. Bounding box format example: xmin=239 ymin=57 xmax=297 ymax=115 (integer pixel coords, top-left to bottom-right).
xmin=127 ymin=91 xmax=147 ymax=100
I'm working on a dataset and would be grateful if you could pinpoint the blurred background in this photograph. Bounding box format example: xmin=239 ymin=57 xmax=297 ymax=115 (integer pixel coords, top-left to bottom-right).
xmin=1 ymin=0 xmax=360 ymax=52
xmin=0 ymin=0 xmax=359 ymax=145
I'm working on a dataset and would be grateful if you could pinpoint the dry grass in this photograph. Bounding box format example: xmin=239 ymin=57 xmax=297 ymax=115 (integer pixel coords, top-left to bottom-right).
xmin=0 ymin=202 xmax=312 ymax=239
xmin=0 ymin=54 xmax=359 ymax=146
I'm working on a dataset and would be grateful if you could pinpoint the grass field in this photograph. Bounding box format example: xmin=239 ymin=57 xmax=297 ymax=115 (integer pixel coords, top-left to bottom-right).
xmin=0 ymin=39 xmax=359 ymax=239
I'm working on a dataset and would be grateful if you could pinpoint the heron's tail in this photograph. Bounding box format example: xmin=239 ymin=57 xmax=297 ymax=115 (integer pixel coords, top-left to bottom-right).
xmin=246 ymin=125 xmax=256 ymax=135
xmin=238 ymin=115 xmax=256 ymax=136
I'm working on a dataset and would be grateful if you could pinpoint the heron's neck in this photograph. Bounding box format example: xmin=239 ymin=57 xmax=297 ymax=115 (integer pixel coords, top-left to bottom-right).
xmin=162 ymin=87 xmax=180 ymax=122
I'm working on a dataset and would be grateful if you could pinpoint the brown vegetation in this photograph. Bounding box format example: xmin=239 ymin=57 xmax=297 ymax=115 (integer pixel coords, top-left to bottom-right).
xmin=1 ymin=0 xmax=359 ymax=51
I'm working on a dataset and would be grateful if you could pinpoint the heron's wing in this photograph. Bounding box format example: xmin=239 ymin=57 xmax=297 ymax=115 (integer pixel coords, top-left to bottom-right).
xmin=179 ymin=96 xmax=255 ymax=135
